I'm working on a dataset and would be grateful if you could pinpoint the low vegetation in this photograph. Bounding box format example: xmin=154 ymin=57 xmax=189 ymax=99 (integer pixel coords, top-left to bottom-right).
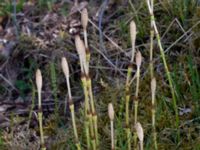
xmin=0 ymin=0 xmax=200 ymax=149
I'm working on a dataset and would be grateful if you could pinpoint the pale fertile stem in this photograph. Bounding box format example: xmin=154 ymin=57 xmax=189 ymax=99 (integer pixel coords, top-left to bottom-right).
xmin=135 ymin=51 xmax=142 ymax=98
xmin=108 ymin=103 xmax=114 ymax=121
xmin=151 ymin=78 xmax=156 ymax=105
xmin=36 ymin=69 xmax=46 ymax=150
xmin=81 ymin=8 xmax=89 ymax=49
xmin=36 ymin=69 xmax=42 ymax=108
xmin=135 ymin=122 xmax=144 ymax=150
xmin=61 ymin=57 xmax=81 ymax=150
xmin=130 ymin=21 xmax=136 ymax=62
xmin=108 ymin=103 xmax=115 ymax=150
xmin=61 ymin=57 xmax=72 ymax=99
xmin=81 ymin=8 xmax=88 ymax=30
xmin=136 ymin=51 xmax=142 ymax=69
xmin=75 ymin=35 xmax=88 ymax=74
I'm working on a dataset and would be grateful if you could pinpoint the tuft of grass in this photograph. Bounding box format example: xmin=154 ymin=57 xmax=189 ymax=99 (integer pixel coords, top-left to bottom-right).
xmin=50 ymin=62 xmax=59 ymax=118
xmin=187 ymin=55 xmax=200 ymax=116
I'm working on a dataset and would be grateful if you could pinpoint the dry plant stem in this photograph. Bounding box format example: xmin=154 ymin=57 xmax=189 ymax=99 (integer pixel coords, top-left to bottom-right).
xmin=36 ymin=69 xmax=46 ymax=150
xmin=146 ymin=0 xmax=180 ymax=141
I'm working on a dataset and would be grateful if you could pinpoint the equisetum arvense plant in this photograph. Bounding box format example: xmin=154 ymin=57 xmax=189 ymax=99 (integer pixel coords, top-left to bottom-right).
xmin=125 ymin=20 xmax=136 ymax=150
xmin=75 ymin=35 xmax=91 ymax=149
xmin=134 ymin=51 xmax=142 ymax=148
xmin=82 ymin=8 xmax=98 ymax=147
xmin=75 ymin=34 xmax=98 ymax=149
xmin=74 ymin=35 xmax=91 ymax=149
xmin=146 ymin=0 xmax=180 ymax=140
xmin=151 ymin=77 xmax=158 ymax=149
xmin=108 ymin=103 xmax=115 ymax=150
xmin=148 ymin=1 xmax=157 ymax=148
xmin=36 ymin=69 xmax=46 ymax=150
xmin=135 ymin=51 xmax=142 ymax=124
xmin=135 ymin=122 xmax=144 ymax=150
xmin=61 ymin=57 xmax=81 ymax=150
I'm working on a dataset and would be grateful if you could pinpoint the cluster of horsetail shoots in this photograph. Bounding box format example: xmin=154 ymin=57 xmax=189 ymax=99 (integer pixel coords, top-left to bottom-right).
xmin=61 ymin=57 xmax=81 ymax=150
xmin=36 ymin=69 xmax=46 ymax=150
xmin=75 ymin=35 xmax=91 ymax=149
xmin=74 ymin=8 xmax=99 ymax=149
xmin=27 ymin=1 xmax=186 ymax=148
xmin=125 ymin=20 xmax=136 ymax=150
xmin=146 ymin=0 xmax=180 ymax=140
xmin=108 ymin=103 xmax=115 ymax=150
xmin=135 ymin=122 xmax=144 ymax=150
